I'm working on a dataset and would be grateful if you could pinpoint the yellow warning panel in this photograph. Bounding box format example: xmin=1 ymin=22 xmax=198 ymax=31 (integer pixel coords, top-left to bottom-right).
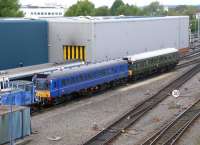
xmin=63 ymin=45 xmax=86 ymax=61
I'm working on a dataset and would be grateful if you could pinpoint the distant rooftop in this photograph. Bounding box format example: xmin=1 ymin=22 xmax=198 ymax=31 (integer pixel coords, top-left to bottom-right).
xmin=21 ymin=4 xmax=64 ymax=9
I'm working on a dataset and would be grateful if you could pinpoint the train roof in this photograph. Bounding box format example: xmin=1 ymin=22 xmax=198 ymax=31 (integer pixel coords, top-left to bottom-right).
xmin=47 ymin=59 xmax=127 ymax=79
xmin=124 ymin=48 xmax=178 ymax=62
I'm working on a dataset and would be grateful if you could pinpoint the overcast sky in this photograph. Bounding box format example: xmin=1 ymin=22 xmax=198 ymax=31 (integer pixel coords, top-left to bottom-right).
xmin=20 ymin=0 xmax=200 ymax=7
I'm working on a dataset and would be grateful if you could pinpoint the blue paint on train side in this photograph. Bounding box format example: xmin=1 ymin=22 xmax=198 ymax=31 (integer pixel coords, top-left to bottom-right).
xmin=48 ymin=61 xmax=128 ymax=98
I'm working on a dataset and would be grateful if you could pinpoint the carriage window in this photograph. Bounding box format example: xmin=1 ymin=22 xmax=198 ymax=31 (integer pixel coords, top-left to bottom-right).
xmin=89 ymin=73 xmax=92 ymax=79
xmin=54 ymin=82 xmax=57 ymax=88
xmin=152 ymin=58 xmax=155 ymax=63
xmin=80 ymin=75 xmax=84 ymax=81
xmin=73 ymin=77 xmax=76 ymax=83
xmin=145 ymin=60 xmax=148 ymax=65
xmin=120 ymin=65 xmax=124 ymax=71
xmin=66 ymin=79 xmax=69 ymax=84
xmin=112 ymin=67 xmax=116 ymax=73
xmin=62 ymin=80 xmax=66 ymax=86
xmin=97 ymin=71 xmax=101 ymax=77
xmin=71 ymin=77 xmax=75 ymax=83
xmin=132 ymin=63 xmax=136 ymax=68
xmin=86 ymin=74 xmax=90 ymax=80
xmin=135 ymin=63 xmax=137 ymax=68
xmin=141 ymin=61 xmax=145 ymax=68
xmin=81 ymin=75 xmax=85 ymax=81
xmin=103 ymin=70 xmax=106 ymax=76
xmin=82 ymin=75 xmax=86 ymax=81
xmin=75 ymin=76 xmax=79 ymax=82
xmin=106 ymin=69 xmax=110 ymax=74
xmin=68 ymin=78 xmax=72 ymax=83
xmin=111 ymin=68 xmax=115 ymax=73
xmin=167 ymin=56 xmax=170 ymax=60
xmin=76 ymin=76 xmax=80 ymax=82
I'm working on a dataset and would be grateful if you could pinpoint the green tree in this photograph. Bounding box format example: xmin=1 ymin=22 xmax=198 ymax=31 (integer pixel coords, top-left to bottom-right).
xmin=143 ymin=1 xmax=166 ymax=16
xmin=65 ymin=0 xmax=95 ymax=16
xmin=115 ymin=4 xmax=142 ymax=16
xmin=190 ymin=19 xmax=198 ymax=33
xmin=0 ymin=0 xmax=23 ymax=17
xmin=167 ymin=5 xmax=198 ymax=33
xmin=110 ymin=0 xmax=125 ymax=15
xmin=168 ymin=5 xmax=198 ymax=19
xmin=95 ymin=6 xmax=110 ymax=16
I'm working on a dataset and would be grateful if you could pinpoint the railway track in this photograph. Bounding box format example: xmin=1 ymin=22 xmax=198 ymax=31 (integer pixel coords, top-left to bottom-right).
xmin=141 ymin=98 xmax=200 ymax=145
xmin=82 ymin=63 xmax=200 ymax=145
xmin=181 ymin=49 xmax=200 ymax=60
xmin=177 ymin=57 xmax=200 ymax=69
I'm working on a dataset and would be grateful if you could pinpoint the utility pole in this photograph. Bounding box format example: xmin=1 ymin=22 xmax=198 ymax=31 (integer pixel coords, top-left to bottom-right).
xmin=198 ymin=17 xmax=200 ymax=38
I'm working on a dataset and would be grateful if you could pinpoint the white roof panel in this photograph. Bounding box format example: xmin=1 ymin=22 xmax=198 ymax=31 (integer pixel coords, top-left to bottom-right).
xmin=43 ymin=16 xmax=189 ymax=23
xmin=125 ymin=48 xmax=178 ymax=62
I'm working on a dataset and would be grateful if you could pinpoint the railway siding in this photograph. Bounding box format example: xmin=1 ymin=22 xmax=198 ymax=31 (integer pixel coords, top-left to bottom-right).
xmin=142 ymin=98 xmax=200 ymax=145
xmin=82 ymin=63 xmax=200 ymax=145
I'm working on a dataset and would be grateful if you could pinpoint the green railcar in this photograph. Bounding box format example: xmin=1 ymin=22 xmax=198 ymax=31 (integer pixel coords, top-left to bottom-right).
xmin=124 ymin=48 xmax=179 ymax=79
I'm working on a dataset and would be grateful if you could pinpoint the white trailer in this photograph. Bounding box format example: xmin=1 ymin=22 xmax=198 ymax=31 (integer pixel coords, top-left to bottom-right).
xmin=46 ymin=16 xmax=189 ymax=63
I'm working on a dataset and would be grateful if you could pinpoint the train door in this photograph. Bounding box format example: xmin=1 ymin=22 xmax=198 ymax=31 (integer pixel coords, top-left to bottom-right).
xmin=52 ymin=80 xmax=60 ymax=97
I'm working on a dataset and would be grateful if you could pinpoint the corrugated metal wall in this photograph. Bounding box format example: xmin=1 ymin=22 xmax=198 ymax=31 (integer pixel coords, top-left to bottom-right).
xmin=47 ymin=16 xmax=189 ymax=63
xmin=0 ymin=19 xmax=48 ymax=70
xmin=0 ymin=106 xmax=31 ymax=144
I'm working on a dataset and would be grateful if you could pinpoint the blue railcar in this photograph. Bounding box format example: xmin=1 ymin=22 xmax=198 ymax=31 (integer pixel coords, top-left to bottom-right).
xmin=0 ymin=81 xmax=36 ymax=106
xmin=34 ymin=60 xmax=128 ymax=103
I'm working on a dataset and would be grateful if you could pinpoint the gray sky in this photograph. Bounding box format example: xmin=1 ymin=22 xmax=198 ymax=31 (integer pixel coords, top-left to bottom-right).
xmin=20 ymin=0 xmax=200 ymax=7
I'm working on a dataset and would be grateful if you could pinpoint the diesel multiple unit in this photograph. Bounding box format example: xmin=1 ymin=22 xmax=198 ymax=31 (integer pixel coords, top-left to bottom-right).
xmin=33 ymin=48 xmax=179 ymax=105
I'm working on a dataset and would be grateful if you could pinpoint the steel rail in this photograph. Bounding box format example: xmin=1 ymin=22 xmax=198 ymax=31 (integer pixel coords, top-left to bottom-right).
xmin=142 ymin=99 xmax=200 ymax=145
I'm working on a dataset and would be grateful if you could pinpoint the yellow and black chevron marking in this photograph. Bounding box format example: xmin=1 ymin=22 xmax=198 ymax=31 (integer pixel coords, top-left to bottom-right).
xmin=63 ymin=45 xmax=86 ymax=61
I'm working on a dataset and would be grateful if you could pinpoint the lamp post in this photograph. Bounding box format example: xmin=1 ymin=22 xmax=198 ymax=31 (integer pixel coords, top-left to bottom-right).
xmin=198 ymin=17 xmax=200 ymax=39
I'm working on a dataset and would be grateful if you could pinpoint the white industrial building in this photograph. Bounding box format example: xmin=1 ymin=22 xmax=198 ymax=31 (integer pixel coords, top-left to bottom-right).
xmin=45 ymin=16 xmax=189 ymax=63
xmin=20 ymin=5 xmax=65 ymax=18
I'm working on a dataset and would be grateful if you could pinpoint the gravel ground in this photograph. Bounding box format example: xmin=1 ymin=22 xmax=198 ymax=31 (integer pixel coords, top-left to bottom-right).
xmin=112 ymin=65 xmax=200 ymax=145
xmin=175 ymin=72 xmax=200 ymax=145
xmin=19 ymin=65 xmax=196 ymax=145
xmin=176 ymin=117 xmax=200 ymax=145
